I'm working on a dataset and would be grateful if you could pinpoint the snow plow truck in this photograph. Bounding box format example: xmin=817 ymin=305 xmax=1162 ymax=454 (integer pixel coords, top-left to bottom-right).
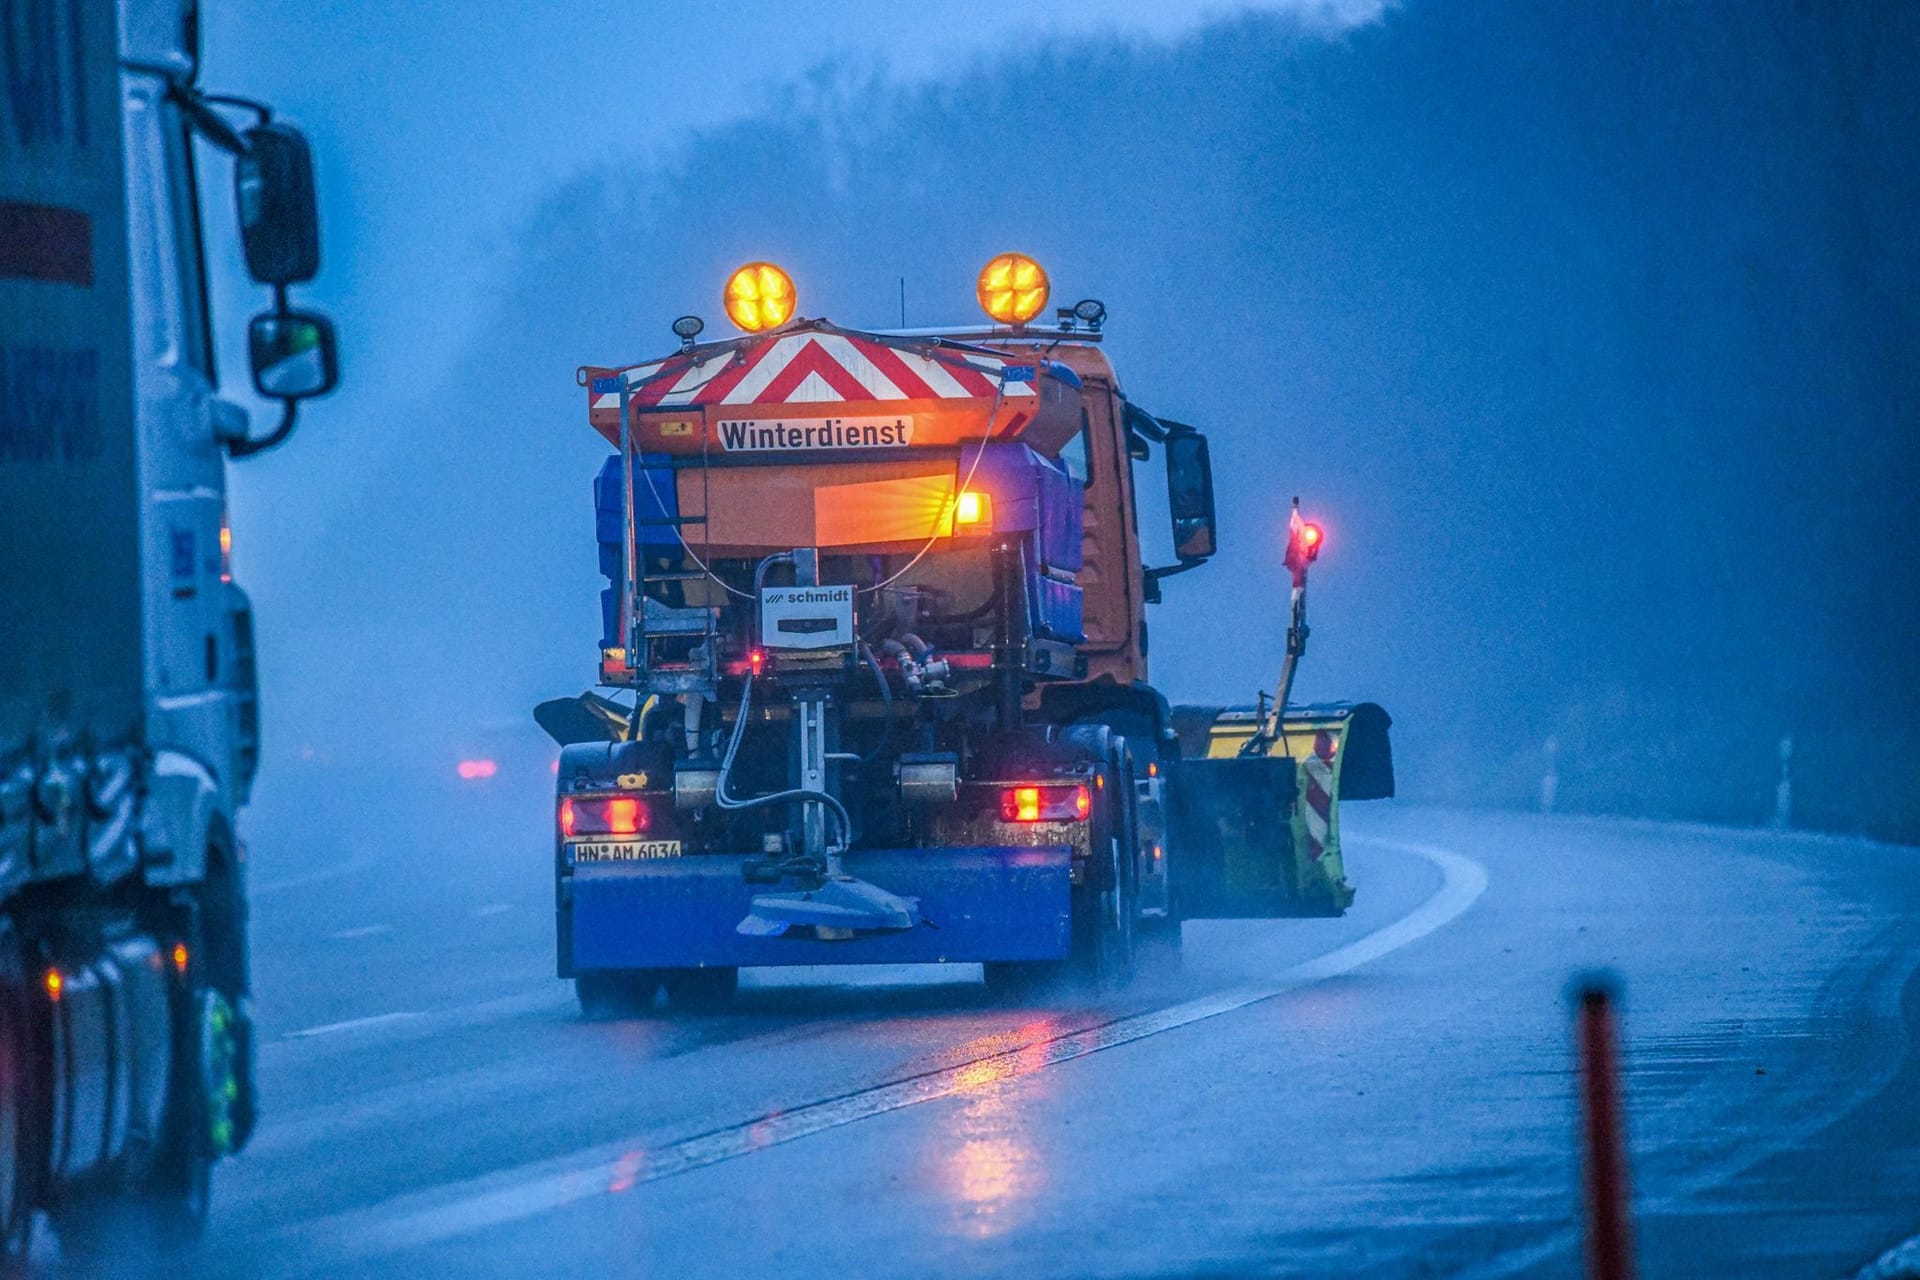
xmin=537 ymin=257 xmax=1393 ymax=1014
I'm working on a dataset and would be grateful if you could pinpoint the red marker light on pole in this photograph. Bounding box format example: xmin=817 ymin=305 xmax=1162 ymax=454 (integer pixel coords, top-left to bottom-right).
xmin=1284 ymin=509 xmax=1323 ymax=586
xmin=1253 ymin=499 xmax=1324 ymax=753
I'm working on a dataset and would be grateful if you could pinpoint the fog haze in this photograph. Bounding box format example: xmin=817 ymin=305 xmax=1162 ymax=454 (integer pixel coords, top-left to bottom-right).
xmin=203 ymin=2 xmax=1918 ymax=841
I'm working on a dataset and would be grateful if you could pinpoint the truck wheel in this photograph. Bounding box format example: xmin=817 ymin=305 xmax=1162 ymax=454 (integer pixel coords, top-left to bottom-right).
xmin=661 ymin=967 xmax=738 ymax=1013
xmin=0 ymin=927 xmax=35 ymax=1268
xmin=50 ymin=956 xmax=225 ymax=1265
xmin=576 ymin=971 xmax=662 ymax=1020
xmin=1066 ymin=750 xmax=1136 ymax=993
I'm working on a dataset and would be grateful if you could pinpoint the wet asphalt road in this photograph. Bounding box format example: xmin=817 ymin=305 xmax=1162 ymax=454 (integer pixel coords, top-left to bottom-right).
xmin=49 ymin=782 xmax=1920 ymax=1277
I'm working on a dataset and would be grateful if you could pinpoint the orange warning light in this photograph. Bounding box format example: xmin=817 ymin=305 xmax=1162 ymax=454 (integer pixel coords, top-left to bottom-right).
xmin=976 ymin=253 xmax=1049 ymax=325
xmin=44 ymin=969 xmax=62 ymax=1001
xmin=724 ymin=262 xmax=797 ymax=332
xmin=172 ymin=942 xmax=190 ymax=974
xmin=953 ymin=490 xmax=992 ymax=529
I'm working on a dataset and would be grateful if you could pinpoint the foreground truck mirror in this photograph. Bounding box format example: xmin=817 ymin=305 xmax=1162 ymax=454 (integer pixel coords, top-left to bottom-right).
xmin=248 ymin=311 xmax=337 ymax=400
xmin=1166 ymin=430 xmax=1217 ymax=561
xmin=235 ymin=123 xmax=320 ymax=286
xmin=230 ymin=310 xmax=338 ymax=458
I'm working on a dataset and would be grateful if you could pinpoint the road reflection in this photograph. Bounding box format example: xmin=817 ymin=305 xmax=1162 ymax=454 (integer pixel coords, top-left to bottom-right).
xmin=935 ymin=1014 xmax=1064 ymax=1237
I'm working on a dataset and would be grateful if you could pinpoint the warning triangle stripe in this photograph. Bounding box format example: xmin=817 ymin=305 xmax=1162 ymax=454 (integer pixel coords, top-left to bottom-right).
xmin=676 ymin=335 xmax=778 ymax=406
xmin=751 ymin=339 xmax=876 ymax=404
xmin=856 ymin=339 xmax=941 ymax=399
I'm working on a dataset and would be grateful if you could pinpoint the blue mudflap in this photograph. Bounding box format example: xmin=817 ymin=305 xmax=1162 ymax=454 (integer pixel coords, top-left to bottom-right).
xmin=569 ymin=846 xmax=1071 ymax=970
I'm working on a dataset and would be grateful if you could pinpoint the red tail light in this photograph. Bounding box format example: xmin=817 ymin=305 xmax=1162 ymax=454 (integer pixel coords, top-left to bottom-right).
xmin=559 ymin=794 xmax=649 ymax=838
xmin=1000 ymin=783 xmax=1092 ymax=823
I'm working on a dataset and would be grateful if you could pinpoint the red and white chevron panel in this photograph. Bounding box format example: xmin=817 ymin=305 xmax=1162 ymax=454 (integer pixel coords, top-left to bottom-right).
xmin=1302 ymin=730 xmax=1336 ymax=862
xmin=594 ymin=330 xmax=1036 ymax=413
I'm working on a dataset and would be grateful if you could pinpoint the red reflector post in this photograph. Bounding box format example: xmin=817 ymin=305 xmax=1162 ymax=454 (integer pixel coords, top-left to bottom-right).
xmin=999 ymin=783 xmax=1092 ymax=823
xmin=1576 ymin=977 xmax=1636 ymax=1280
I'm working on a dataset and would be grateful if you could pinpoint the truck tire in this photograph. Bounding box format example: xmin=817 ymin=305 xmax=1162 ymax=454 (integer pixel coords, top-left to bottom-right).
xmin=51 ymin=868 xmax=252 ymax=1266
xmin=576 ymin=971 xmax=662 ymax=1020
xmin=1122 ymin=737 xmax=1183 ymax=973
xmin=0 ymin=926 xmax=35 ymax=1269
xmin=661 ymin=967 xmax=738 ymax=1013
xmin=1072 ymin=746 xmax=1137 ymax=991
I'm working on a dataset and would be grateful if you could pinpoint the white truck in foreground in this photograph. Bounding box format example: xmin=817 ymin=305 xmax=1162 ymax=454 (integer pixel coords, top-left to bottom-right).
xmin=1 ymin=0 xmax=335 ymax=1260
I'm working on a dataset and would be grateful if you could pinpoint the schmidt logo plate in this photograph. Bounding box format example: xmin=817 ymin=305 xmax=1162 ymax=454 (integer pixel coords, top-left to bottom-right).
xmin=760 ymin=585 xmax=855 ymax=651
xmin=718 ymin=416 xmax=913 ymax=452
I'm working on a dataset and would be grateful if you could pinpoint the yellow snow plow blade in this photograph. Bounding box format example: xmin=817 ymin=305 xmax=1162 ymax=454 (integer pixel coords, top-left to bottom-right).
xmin=1166 ymin=702 xmax=1393 ymax=918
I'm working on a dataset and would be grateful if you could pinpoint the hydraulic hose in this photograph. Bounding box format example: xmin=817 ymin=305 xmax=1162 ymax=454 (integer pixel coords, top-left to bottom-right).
xmin=713 ymin=673 xmax=854 ymax=853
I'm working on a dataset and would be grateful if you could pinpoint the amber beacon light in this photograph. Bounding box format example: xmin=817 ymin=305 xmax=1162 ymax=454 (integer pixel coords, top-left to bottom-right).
xmin=724 ymin=262 xmax=797 ymax=332
xmin=976 ymin=253 xmax=1050 ymax=325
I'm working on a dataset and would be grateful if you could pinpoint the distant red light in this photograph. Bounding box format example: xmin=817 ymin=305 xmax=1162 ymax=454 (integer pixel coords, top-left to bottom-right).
xmin=748 ymin=648 xmax=766 ymax=677
xmin=458 ymin=759 xmax=498 ymax=780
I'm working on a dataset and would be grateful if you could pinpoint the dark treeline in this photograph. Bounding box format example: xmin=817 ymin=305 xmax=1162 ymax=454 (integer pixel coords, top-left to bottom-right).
xmin=305 ymin=2 xmax=1919 ymax=841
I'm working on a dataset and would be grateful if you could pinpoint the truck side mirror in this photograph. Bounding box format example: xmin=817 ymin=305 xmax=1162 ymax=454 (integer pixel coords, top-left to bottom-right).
xmin=235 ymin=124 xmax=320 ymax=286
xmin=1165 ymin=430 xmax=1217 ymax=561
xmin=249 ymin=311 xmax=337 ymax=400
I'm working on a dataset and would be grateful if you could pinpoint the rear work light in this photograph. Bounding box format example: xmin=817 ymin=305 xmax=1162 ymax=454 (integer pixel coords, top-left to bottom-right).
xmin=1000 ymin=783 xmax=1092 ymax=823
xmin=953 ymin=489 xmax=992 ymax=530
xmin=559 ymin=794 xmax=649 ymax=838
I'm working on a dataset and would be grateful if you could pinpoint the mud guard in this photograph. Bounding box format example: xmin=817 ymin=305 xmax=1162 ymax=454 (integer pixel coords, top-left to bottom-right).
xmin=1166 ymin=702 xmax=1393 ymax=919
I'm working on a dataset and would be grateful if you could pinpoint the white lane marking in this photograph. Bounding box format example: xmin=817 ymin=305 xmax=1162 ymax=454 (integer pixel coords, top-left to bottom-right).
xmin=283 ymin=1012 xmax=423 ymax=1041
xmin=276 ymin=837 xmax=1487 ymax=1264
xmin=261 ymin=989 xmax=575 ymax=1058
xmin=251 ymin=851 xmax=377 ymax=898
xmin=325 ymin=924 xmax=393 ymax=941
xmin=472 ymin=903 xmax=513 ymax=918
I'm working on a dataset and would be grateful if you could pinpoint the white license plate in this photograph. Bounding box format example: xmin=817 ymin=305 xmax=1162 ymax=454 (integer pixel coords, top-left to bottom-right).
xmin=571 ymin=839 xmax=683 ymax=863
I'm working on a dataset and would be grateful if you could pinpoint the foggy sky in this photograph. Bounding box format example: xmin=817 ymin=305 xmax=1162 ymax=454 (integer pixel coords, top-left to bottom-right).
xmin=210 ymin=3 xmax=1919 ymax=841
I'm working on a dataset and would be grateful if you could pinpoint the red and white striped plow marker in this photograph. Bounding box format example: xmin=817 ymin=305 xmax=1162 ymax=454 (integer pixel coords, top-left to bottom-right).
xmin=1300 ymin=730 xmax=1336 ymax=860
